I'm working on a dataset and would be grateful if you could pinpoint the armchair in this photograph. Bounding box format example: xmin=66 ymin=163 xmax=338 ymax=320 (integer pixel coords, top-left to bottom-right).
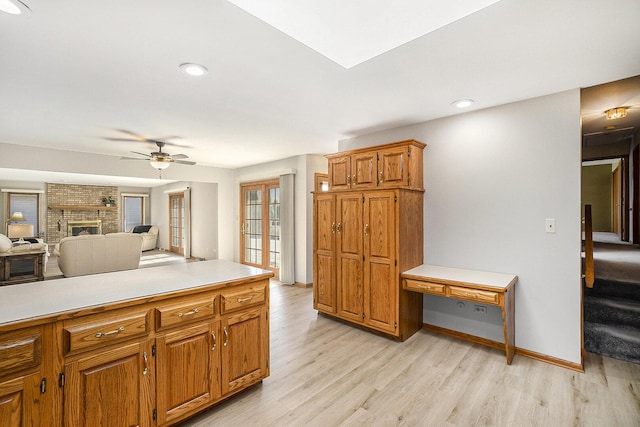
xmin=129 ymin=225 xmax=159 ymax=251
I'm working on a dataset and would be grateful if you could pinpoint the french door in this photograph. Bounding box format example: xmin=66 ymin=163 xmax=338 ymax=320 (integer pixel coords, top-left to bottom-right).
xmin=169 ymin=193 xmax=184 ymax=255
xmin=240 ymin=179 xmax=280 ymax=278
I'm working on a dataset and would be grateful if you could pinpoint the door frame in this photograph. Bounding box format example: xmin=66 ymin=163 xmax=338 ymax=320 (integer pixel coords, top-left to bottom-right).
xmin=168 ymin=192 xmax=184 ymax=256
xmin=239 ymin=179 xmax=280 ymax=278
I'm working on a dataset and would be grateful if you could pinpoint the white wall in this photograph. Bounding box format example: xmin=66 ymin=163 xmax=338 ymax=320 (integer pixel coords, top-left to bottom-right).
xmin=340 ymin=90 xmax=583 ymax=363
xmin=234 ymin=154 xmax=326 ymax=285
xmin=0 ymin=143 xmax=236 ymax=260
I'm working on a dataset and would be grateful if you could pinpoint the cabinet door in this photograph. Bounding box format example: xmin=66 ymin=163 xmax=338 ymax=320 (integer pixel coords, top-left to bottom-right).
xmin=336 ymin=193 xmax=364 ymax=323
xmin=64 ymin=340 xmax=155 ymax=427
xmin=221 ymin=307 xmax=268 ymax=396
xmin=156 ymin=322 xmax=220 ymax=425
xmin=378 ymin=146 xmax=408 ymax=188
xmin=313 ymin=194 xmax=336 ymax=313
xmin=351 ymin=152 xmax=377 ymax=189
xmin=0 ymin=326 xmax=43 ymax=426
xmin=363 ymin=191 xmax=397 ymax=334
xmin=328 ymin=155 xmax=351 ymax=190
xmin=0 ymin=373 xmax=41 ymax=427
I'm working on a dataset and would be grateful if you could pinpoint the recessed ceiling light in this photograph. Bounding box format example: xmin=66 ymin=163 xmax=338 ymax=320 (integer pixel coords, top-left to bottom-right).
xmin=451 ymin=99 xmax=475 ymax=109
xmin=179 ymin=63 xmax=208 ymax=77
xmin=0 ymin=0 xmax=31 ymax=15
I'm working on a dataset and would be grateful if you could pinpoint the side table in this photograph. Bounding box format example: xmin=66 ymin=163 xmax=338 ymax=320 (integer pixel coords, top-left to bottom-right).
xmin=0 ymin=249 xmax=46 ymax=286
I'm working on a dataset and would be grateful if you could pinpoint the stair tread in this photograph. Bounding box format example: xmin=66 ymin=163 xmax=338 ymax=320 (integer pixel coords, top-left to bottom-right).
xmin=584 ymin=296 xmax=640 ymax=312
xmin=584 ymin=321 xmax=640 ymax=339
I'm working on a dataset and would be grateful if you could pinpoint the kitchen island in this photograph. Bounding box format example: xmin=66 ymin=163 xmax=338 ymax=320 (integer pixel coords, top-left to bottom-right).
xmin=0 ymin=259 xmax=273 ymax=426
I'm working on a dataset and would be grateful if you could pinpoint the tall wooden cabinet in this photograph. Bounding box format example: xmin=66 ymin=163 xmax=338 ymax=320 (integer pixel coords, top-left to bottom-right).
xmin=313 ymin=140 xmax=426 ymax=341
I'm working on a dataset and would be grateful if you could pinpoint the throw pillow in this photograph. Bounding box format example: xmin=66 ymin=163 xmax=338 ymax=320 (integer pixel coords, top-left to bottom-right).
xmin=0 ymin=234 xmax=12 ymax=252
xmin=132 ymin=225 xmax=152 ymax=233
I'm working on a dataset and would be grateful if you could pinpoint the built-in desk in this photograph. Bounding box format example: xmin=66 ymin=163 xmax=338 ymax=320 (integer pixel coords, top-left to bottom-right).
xmin=401 ymin=264 xmax=517 ymax=364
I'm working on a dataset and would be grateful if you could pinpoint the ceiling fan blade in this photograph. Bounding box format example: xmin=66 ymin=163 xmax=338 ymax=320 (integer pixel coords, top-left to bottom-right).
xmin=131 ymin=151 xmax=152 ymax=157
xmin=171 ymin=153 xmax=189 ymax=159
xmin=174 ymin=160 xmax=196 ymax=165
xmin=104 ymin=137 xmax=145 ymax=142
xmin=116 ymin=129 xmax=148 ymax=141
xmin=121 ymin=156 xmax=150 ymax=161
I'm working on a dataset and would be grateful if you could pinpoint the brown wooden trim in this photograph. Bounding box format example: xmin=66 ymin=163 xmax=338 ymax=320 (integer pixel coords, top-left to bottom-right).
xmin=294 ymin=281 xmax=312 ymax=288
xmin=515 ymin=347 xmax=584 ymax=373
xmin=423 ymin=323 xmax=584 ymax=372
xmin=325 ymin=139 xmax=426 ymax=159
xmin=423 ymin=323 xmax=505 ymax=350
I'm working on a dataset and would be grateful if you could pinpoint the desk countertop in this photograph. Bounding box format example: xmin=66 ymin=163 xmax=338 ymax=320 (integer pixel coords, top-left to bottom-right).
xmin=0 ymin=259 xmax=272 ymax=327
xmin=402 ymin=264 xmax=517 ymax=290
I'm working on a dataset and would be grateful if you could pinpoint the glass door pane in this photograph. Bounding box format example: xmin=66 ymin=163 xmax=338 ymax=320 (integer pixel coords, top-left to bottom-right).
xmin=243 ymin=188 xmax=262 ymax=266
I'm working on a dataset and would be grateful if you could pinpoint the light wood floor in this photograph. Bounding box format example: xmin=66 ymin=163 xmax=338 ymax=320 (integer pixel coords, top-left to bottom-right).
xmin=180 ymin=283 xmax=640 ymax=427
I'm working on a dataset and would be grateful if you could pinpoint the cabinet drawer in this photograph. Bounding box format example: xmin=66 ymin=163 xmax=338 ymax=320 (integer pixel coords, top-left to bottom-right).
xmin=155 ymin=295 xmax=216 ymax=330
xmin=404 ymin=279 xmax=445 ymax=295
xmin=220 ymin=283 xmax=266 ymax=314
xmin=63 ymin=309 xmax=150 ymax=354
xmin=0 ymin=327 xmax=42 ymax=377
xmin=449 ymin=286 xmax=499 ymax=304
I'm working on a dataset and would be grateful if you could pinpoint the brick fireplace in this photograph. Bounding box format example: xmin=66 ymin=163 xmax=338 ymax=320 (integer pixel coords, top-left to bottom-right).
xmin=47 ymin=183 xmax=118 ymax=244
xmin=68 ymin=220 xmax=102 ymax=236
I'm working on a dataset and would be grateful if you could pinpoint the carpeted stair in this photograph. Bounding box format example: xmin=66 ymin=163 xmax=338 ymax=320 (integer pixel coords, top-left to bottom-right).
xmin=584 ymin=279 xmax=640 ymax=364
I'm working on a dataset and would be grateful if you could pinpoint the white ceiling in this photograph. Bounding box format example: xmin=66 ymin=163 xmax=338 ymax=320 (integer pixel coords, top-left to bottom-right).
xmin=226 ymin=0 xmax=502 ymax=69
xmin=1 ymin=0 xmax=640 ymax=173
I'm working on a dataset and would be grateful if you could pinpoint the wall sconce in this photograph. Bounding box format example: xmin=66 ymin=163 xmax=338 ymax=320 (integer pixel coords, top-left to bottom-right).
xmin=605 ymin=107 xmax=628 ymax=120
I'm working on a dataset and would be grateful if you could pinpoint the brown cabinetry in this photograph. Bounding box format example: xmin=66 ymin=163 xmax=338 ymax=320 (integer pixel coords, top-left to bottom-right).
xmin=326 ymin=140 xmax=424 ymax=191
xmin=0 ymin=263 xmax=271 ymax=427
xmin=0 ymin=326 xmax=44 ymax=427
xmin=314 ymin=140 xmax=425 ymax=341
xmin=64 ymin=340 xmax=155 ymax=427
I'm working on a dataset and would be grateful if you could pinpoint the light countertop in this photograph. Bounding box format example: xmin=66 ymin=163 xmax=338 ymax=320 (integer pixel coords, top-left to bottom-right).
xmin=402 ymin=264 xmax=517 ymax=290
xmin=0 ymin=259 xmax=272 ymax=327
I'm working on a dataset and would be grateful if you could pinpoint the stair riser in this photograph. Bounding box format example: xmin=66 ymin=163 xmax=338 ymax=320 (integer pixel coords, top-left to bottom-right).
xmin=583 ymin=304 xmax=640 ymax=327
xmin=585 ymin=280 xmax=640 ymax=303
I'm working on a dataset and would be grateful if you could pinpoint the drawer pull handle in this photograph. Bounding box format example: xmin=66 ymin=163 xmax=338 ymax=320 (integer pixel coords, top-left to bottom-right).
xmin=211 ymin=331 xmax=217 ymax=350
xmin=418 ymin=285 xmax=433 ymax=290
xmin=143 ymin=351 xmax=149 ymax=375
xmin=223 ymin=327 xmax=229 ymax=347
xmin=464 ymin=293 xmax=477 ymax=298
xmin=177 ymin=308 xmax=199 ymax=317
xmin=95 ymin=326 xmax=125 ymax=338
xmin=237 ymin=295 xmax=254 ymax=303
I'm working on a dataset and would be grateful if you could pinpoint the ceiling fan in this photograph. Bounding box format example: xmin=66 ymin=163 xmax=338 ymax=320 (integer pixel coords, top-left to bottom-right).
xmin=107 ymin=130 xmax=196 ymax=174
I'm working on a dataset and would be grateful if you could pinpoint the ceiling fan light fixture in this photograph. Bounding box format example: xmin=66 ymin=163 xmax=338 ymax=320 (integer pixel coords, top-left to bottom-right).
xmin=605 ymin=107 xmax=627 ymax=120
xmin=179 ymin=63 xmax=208 ymax=77
xmin=0 ymin=0 xmax=31 ymax=15
xmin=150 ymin=159 xmax=171 ymax=170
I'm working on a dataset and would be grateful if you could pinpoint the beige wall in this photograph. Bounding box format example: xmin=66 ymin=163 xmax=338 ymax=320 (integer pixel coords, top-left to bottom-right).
xmin=582 ymin=164 xmax=613 ymax=232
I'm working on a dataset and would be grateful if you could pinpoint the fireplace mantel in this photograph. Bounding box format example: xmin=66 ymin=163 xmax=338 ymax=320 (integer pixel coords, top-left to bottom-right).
xmin=49 ymin=205 xmax=117 ymax=212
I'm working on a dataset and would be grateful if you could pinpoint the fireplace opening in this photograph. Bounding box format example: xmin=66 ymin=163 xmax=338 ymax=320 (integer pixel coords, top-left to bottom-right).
xmin=67 ymin=220 xmax=102 ymax=237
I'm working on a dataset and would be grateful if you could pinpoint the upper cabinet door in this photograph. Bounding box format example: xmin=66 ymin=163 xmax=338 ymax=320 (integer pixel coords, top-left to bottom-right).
xmin=328 ymin=155 xmax=351 ymax=190
xmin=351 ymin=152 xmax=378 ymax=189
xmin=377 ymin=146 xmax=408 ymax=188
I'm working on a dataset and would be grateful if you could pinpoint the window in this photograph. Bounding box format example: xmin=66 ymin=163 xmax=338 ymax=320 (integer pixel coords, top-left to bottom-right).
xmin=122 ymin=196 xmax=144 ymax=232
xmin=8 ymin=192 xmax=39 ymax=235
